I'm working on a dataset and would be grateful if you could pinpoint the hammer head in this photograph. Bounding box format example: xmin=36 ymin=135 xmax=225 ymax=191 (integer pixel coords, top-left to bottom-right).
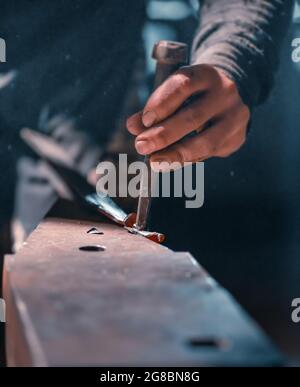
xmin=152 ymin=40 xmax=188 ymax=65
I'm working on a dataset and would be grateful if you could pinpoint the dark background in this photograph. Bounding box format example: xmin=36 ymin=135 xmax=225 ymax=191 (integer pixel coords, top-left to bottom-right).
xmin=147 ymin=0 xmax=300 ymax=362
xmin=1 ymin=0 xmax=300 ymax=365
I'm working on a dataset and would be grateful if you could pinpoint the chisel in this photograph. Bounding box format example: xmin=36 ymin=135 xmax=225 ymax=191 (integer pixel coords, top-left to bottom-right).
xmin=135 ymin=40 xmax=188 ymax=231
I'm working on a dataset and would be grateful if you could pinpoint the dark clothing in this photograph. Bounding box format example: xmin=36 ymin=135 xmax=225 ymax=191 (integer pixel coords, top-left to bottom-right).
xmin=0 ymin=0 xmax=295 ymax=366
xmin=0 ymin=0 xmax=294 ymax=234
xmin=193 ymin=0 xmax=294 ymax=108
xmin=0 ymin=0 xmax=146 ymax=232
xmin=0 ymin=1 xmax=294 ymax=143
xmin=0 ymin=0 xmax=145 ymax=145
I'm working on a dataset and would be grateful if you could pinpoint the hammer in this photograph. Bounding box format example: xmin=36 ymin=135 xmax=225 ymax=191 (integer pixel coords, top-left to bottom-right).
xmin=135 ymin=40 xmax=188 ymax=231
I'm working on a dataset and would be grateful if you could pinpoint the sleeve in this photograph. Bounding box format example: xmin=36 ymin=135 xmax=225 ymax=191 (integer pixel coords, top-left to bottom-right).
xmin=192 ymin=0 xmax=295 ymax=108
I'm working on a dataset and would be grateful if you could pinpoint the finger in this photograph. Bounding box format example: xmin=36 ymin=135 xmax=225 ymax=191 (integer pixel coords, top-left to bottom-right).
xmin=215 ymin=106 xmax=249 ymax=157
xmin=126 ymin=111 xmax=144 ymax=135
xmin=142 ymin=64 xmax=218 ymax=128
xmin=149 ymin=116 xmax=238 ymax=170
xmin=216 ymin=129 xmax=247 ymax=158
xmin=135 ymin=93 xmax=219 ymax=156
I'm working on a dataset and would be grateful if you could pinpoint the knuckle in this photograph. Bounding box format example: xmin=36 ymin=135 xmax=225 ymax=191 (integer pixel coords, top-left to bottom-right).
xmin=238 ymin=135 xmax=247 ymax=149
xmin=156 ymin=106 xmax=168 ymax=120
xmin=241 ymin=105 xmax=250 ymax=122
xmin=232 ymin=125 xmax=247 ymax=144
xmin=147 ymin=93 xmax=163 ymax=114
xmin=219 ymin=150 xmax=233 ymax=158
xmin=196 ymin=64 xmax=212 ymax=77
xmin=180 ymin=75 xmax=192 ymax=94
xmin=175 ymin=68 xmax=193 ymax=91
xmin=185 ymin=106 xmax=198 ymax=128
xmin=210 ymin=144 xmax=219 ymax=155
xmin=202 ymin=138 xmax=216 ymax=156
xmin=227 ymin=135 xmax=246 ymax=155
xmin=226 ymin=78 xmax=238 ymax=96
xmin=155 ymin=127 xmax=168 ymax=148
xmin=174 ymin=145 xmax=187 ymax=164
xmin=239 ymin=129 xmax=247 ymax=144
xmin=226 ymin=107 xmax=250 ymax=136
xmin=230 ymin=123 xmax=242 ymax=136
xmin=231 ymin=100 xmax=250 ymax=123
xmin=169 ymin=74 xmax=191 ymax=98
xmin=202 ymin=65 xmax=220 ymax=86
xmin=217 ymin=150 xmax=229 ymax=158
xmin=215 ymin=143 xmax=234 ymax=158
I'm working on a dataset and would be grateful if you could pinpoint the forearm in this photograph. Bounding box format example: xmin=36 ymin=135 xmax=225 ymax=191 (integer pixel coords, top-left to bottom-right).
xmin=192 ymin=0 xmax=294 ymax=108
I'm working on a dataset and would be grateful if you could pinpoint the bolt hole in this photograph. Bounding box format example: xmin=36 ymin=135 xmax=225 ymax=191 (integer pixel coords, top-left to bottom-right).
xmin=79 ymin=245 xmax=106 ymax=252
xmin=187 ymin=337 xmax=230 ymax=350
xmin=87 ymin=227 xmax=104 ymax=235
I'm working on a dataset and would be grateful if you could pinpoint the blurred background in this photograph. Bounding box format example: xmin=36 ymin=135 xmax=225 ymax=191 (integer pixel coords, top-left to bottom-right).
xmin=0 ymin=0 xmax=300 ymax=364
xmin=144 ymin=0 xmax=300 ymax=362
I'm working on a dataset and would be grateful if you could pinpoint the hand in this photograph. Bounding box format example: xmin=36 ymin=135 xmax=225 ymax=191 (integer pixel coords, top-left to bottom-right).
xmin=127 ymin=64 xmax=250 ymax=171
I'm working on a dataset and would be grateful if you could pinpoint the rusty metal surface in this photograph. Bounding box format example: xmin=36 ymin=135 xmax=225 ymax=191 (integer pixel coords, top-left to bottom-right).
xmin=3 ymin=202 xmax=282 ymax=366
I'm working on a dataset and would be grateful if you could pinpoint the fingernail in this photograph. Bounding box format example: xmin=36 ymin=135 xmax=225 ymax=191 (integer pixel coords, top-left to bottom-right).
xmin=135 ymin=140 xmax=155 ymax=155
xmin=142 ymin=111 xmax=157 ymax=128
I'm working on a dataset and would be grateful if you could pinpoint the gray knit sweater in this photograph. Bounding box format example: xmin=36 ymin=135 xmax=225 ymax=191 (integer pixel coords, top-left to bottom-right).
xmin=193 ymin=0 xmax=294 ymax=108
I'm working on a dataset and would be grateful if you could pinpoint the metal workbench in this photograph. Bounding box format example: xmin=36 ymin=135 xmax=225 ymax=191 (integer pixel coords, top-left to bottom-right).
xmin=3 ymin=200 xmax=282 ymax=366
